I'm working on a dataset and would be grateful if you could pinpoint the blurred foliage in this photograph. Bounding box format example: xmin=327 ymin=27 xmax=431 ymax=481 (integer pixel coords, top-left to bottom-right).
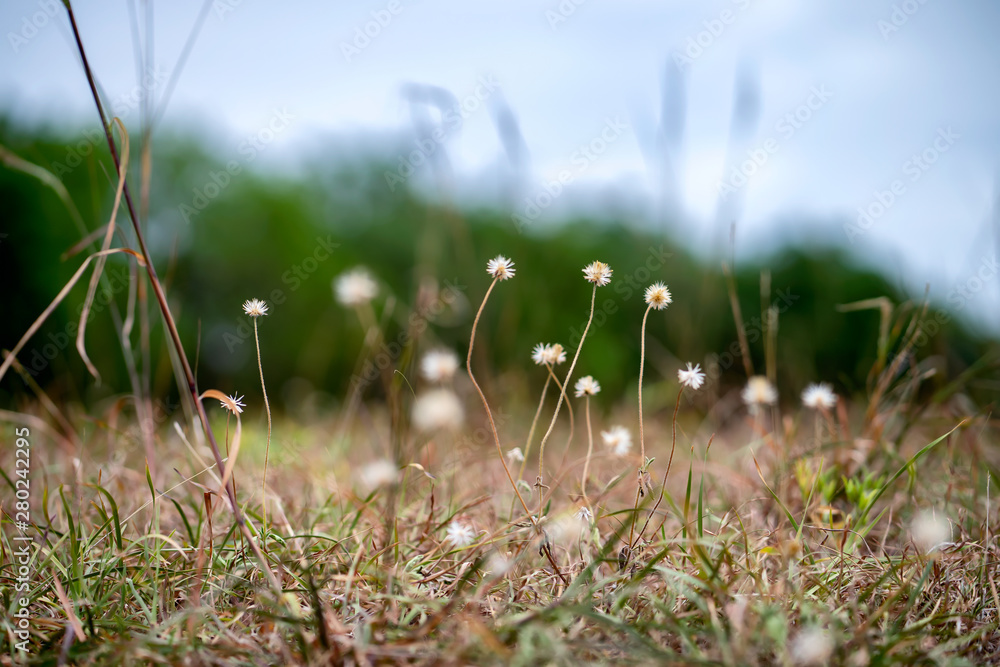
xmin=0 ymin=116 xmax=994 ymax=413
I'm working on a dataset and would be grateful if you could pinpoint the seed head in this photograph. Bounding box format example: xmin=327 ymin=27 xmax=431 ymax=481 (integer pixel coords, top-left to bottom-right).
xmin=544 ymin=343 xmax=567 ymax=365
xmin=412 ymin=389 xmax=464 ymax=432
xmin=420 ymin=349 xmax=459 ymax=383
xmin=486 ymin=255 xmax=515 ymax=281
xmin=742 ymin=376 xmax=777 ymax=408
xmin=911 ymin=510 xmax=951 ymax=554
xmin=219 ymin=393 xmax=245 ymax=415
xmin=334 ymin=267 xmax=378 ymax=307
xmin=574 ymin=375 xmax=601 ymax=397
xmin=506 ymin=447 xmax=525 ymax=464
xmin=601 ymin=425 xmax=632 ymax=456
xmin=359 ymin=459 xmax=399 ymax=491
xmin=791 ymin=627 xmax=833 ymax=666
xmin=677 ymin=362 xmax=705 ymax=390
xmin=242 ymin=299 xmax=268 ymax=318
xmin=802 ymin=382 xmax=837 ymax=410
xmin=582 ymin=260 xmax=612 ymax=286
xmin=644 ymin=282 xmax=672 ymax=310
xmin=446 ymin=520 xmax=476 ymax=548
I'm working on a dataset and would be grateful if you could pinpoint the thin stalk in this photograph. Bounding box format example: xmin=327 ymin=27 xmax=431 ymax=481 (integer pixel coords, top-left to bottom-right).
xmin=467 ymin=278 xmax=530 ymax=517
xmin=64 ymin=2 xmax=280 ymax=594
xmin=638 ymin=303 xmax=653 ymax=463
xmin=581 ymin=395 xmax=594 ymax=505
xmin=537 ymin=285 xmax=596 ymax=492
xmin=254 ymin=318 xmax=272 ymax=548
xmin=518 ymin=372 xmax=551 ymax=482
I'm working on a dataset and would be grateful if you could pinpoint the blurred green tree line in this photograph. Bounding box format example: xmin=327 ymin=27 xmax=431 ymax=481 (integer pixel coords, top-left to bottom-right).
xmin=0 ymin=116 xmax=992 ymax=414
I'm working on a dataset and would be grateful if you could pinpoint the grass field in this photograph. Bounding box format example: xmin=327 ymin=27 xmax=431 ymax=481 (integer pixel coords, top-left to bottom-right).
xmin=2 ymin=252 xmax=998 ymax=665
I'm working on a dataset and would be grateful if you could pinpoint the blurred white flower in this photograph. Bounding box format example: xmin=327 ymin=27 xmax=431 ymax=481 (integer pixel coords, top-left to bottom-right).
xmin=334 ymin=267 xmax=378 ymax=306
xmin=574 ymin=375 xmax=601 ymax=397
xmin=446 ymin=520 xmax=476 ymax=548
xmin=543 ymin=343 xmax=566 ymax=365
xmin=359 ymin=459 xmax=399 ymax=491
xmin=802 ymin=383 xmax=837 ymax=410
xmin=420 ymin=349 xmax=459 ymax=383
xmin=601 ymin=425 xmax=632 ymax=456
xmin=506 ymin=447 xmax=525 ymax=463
xmin=412 ymin=389 xmax=464 ymax=432
xmin=742 ymin=376 xmax=777 ymax=408
xmin=791 ymin=627 xmax=833 ymax=666
xmin=486 ymin=255 xmax=515 ymax=281
xmin=677 ymin=362 xmax=705 ymax=390
xmin=576 ymin=506 xmax=593 ymax=524
xmin=911 ymin=510 xmax=951 ymax=554
xmin=531 ymin=343 xmax=548 ymax=365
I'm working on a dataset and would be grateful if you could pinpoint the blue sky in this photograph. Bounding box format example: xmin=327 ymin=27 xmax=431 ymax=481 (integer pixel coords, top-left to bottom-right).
xmin=2 ymin=0 xmax=999 ymax=330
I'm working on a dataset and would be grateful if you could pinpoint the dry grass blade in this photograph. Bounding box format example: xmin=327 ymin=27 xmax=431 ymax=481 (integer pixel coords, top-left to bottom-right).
xmin=76 ymin=118 xmax=131 ymax=383
xmin=0 ymin=247 xmax=144 ymax=385
xmin=201 ymin=389 xmax=243 ymax=493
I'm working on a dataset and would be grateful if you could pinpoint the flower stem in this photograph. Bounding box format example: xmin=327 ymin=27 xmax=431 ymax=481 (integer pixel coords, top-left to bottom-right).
xmin=537 ymin=285 xmax=596 ymax=494
xmin=254 ymin=319 xmax=272 ymax=548
xmin=581 ymin=395 xmax=594 ymax=506
xmin=638 ymin=303 xmax=653 ymax=463
xmin=518 ymin=372 xmax=551 ymax=482
xmin=467 ymin=278 xmax=531 ymax=518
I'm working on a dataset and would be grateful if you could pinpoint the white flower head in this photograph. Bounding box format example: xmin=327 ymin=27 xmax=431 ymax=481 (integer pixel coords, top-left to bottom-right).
xmin=486 ymin=255 xmax=515 ymax=281
xmin=582 ymin=260 xmax=613 ymax=286
xmin=601 ymin=425 xmax=632 ymax=456
xmin=791 ymin=627 xmax=833 ymax=666
xmin=219 ymin=393 xmax=245 ymax=415
xmin=802 ymin=382 xmax=837 ymax=410
xmin=531 ymin=343 xmax=548 ymax=365
xmin=574 ymin=375 xmax=601 ymax=397
xmin=544 ymin=343 xmax=566 ymax=365
xmin=576 ymin=505 xmax=593 ymax=524
xmin=334 ymin=267 xmax=378 ymax=307
xmin=420 ymin=349 xmax=459 ymax=383
xmin=677 ymin=362 xmax=705 ymax=390
xmin=412 ymin=389 xmax=464 ymax=432
xmin=644 ymin=282 xmax=672 ymax=310
xmin=359 ymin=459 xmax=399 ymax=491
xmin=242 ymin=298 xmax=268 ymax=318
xmin=506 ymin=447 xmax=525 ymax=463
xmin=446 ymin=520 xmax=476 ymax=548
xmin=911 ymin=510 xmax=951 ymax=554
xmin=742 ymin=376 xmax=777 ymax=408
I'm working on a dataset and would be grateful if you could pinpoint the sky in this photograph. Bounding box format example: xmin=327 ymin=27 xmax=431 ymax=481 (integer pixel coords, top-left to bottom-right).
xmin=2 ymin=0 xmax=999 ymax=331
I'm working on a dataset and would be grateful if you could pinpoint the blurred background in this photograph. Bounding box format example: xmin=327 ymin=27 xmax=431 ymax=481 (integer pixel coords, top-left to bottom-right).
xmin=1 ymin=0 xmax=998 ymax=416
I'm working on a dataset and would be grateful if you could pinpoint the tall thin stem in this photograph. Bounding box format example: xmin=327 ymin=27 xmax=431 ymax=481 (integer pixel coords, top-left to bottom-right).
xmin=581 ymin=395 xmax=593 ymax=506
xmin=254 ymin=319 xmax=272 ymax=546
xmin=537 ymin=285 xmax=596 ymax=490
xmin=467 ymin=278 xmax=531 ymax=517
xmin=638 ymin=303 xmax=653 ymax=463
xmin=64 ymin=2 xmax=279 ymax=594
xmin=518 ymin=372 xmax=551 ymax=482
